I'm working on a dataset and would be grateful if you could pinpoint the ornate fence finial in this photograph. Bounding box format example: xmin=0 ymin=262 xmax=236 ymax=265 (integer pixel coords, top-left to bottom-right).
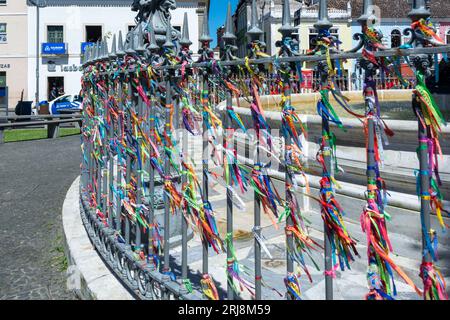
xmin=102 ymin=37 xmax=109 ymax=59
xmin=314 ymin=0 xmax=332 ymax=31
xmin=408 ymin=0 xmax=431 ymax=21
xmin=88 ymin=45 xmax=94 ymax=63
xmin=247 ymin=0 xmax=264 ymax=42
xmin=179 ymin=13 xmax=192 ymax=47
xmin=278 ymin=0 xmax=297 ymax=38
xmin=125 ymin=30 xmax=136 ymax=55
xmin=136 ymin=24 xmax=146 ymax=54
xmin=82 ymin=46 xmax=89 ymax=65
xmin=222 ymin=1 xmax=238 ymax=62
xmin=110 ymin=34 xmax=117 ymax=59
xmin=199 ymin=10 xmax=213 ymax=43
xmin=117 ymin=30 xmax=125 ymax=57
xmin=99 ymin=39 xmax=104 ymax=60
xmin=222 ymin=1 xmax=236 ymax=42
xmin=148 ymin=21 xmax=160 ymax=52
xmin=198 ymin=10 xmax=213 ymax=63
xmin=163 ymin=24 xmax=175 ymax=49
xmin=93 ymin=41 xmax=100 ymax=62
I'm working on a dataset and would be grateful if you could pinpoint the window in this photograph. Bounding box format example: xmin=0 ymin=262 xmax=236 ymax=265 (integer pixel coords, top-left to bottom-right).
xmin=0 ymin=23 xmax=6 ymax=44
xmin=294 ymin=9 xmax=300 ymax=26
xmin=0 ymin=0 xmax=6 ymax=5
xmin=47 ymin=26 xmax=64 ymax=43
xmin=391 ymin=29 xmax=402 ymax=48
xmin=309 ymin=27 xmax=339 ymax=50
xmin=446 ymin=30 xmax=450 ymax=45
xmin=85 ymin=25 xmax=102 ymax=43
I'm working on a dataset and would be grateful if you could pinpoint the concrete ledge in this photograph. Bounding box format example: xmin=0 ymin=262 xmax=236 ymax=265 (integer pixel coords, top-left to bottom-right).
xmin=62 ymin=176 xmax=134 ymax=300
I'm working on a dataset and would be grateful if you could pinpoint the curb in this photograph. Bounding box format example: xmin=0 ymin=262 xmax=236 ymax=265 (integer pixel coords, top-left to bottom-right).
xmin=62 ymin=176 xmax=134 ymax=300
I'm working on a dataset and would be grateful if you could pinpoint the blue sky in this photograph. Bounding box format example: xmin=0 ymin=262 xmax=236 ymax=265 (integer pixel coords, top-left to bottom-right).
xmin=209 ymin=0 xmax=240 ymax=48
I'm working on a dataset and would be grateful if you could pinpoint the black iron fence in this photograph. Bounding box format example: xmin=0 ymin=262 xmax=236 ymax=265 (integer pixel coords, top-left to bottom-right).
xmin=79 ymin=0 xmax=449 ymax=300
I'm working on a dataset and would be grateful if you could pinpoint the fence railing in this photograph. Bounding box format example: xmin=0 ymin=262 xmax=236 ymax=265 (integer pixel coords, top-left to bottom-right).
xmin=79 ymin=0 xmax=449 ymax=300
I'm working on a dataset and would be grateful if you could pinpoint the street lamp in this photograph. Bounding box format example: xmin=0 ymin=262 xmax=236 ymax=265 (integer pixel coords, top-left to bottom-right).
xmin=29 ymin=0 xmax=47 ymax=107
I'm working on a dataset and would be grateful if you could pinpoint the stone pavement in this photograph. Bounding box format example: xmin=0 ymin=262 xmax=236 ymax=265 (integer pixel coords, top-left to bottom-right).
xmin=0 ymin=135 xmax=81 ymax=300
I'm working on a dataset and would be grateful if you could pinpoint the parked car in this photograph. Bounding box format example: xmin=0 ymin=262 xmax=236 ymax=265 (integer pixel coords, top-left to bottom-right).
xmin=49 ymin=94 xmax=83 ymax=115
xmin=33 ymin=94 xmax=83 ymax=115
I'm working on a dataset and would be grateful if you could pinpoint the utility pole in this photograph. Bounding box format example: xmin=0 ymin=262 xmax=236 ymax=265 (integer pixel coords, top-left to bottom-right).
xmin=30 ymin=0 xmax=46 ymax=107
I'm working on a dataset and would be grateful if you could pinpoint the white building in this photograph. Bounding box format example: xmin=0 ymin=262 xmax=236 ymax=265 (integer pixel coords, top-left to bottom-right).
xmin=27 ymin=0 xmax=208 ymax=102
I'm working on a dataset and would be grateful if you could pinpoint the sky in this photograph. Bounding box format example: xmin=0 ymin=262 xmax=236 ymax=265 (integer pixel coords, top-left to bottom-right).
xmin=209 ymin=0 xmax=240 ymax=48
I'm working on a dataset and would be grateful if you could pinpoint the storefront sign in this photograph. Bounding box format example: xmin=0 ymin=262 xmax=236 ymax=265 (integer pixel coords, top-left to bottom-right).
xmin=59 ymin=64 xmax=83 ymax=72
xmin=42 ymin=43 xmax=67 ymax=55
xmin=0 ymin=63 xmax=10 ymax=69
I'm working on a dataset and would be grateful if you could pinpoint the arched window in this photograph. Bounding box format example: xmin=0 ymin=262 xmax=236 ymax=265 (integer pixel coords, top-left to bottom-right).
xmin=391 ymin=29 xmax=402 ymax=48
xmin=446 ymin=29 xmax=450 ymax=45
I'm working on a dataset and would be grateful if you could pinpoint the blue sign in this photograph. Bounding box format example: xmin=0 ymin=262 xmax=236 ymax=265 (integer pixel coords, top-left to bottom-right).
xmin=81 ymin=42 xmax=95 ymax=54
xmin=0 ymin=88 xmax=6 ymax=97
xmin=42 ymin=43 xmax=67 ymax=55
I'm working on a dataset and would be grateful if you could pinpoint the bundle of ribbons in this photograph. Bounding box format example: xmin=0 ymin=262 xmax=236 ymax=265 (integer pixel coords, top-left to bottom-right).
xmin=313 ymin=29 xmax=360 ymax=278
xmin=277 ymin=70 xmax=321 ymax=297
xmin=411 ymin=17 xmax=448 ymax=299
xmin=359 ymin=24 xmax=422 ymax=301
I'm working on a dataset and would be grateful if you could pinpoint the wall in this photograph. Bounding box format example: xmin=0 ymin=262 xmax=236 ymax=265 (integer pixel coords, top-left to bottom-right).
xmin=0 ymin=0 xmax=28 ymax=110
xmin=299 ymin=20 xmax=353 ymax=71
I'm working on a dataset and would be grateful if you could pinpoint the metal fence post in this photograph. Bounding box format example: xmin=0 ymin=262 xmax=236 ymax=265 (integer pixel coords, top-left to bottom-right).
xmin=247 ymin=0 xmax=265 ymax=300
xmin=163 ymin=77 xmax=172 ymax=275
xmin=314 ymin=0 xmax=334 ymax=301
xmin=135 ymin=28 xmax=146 ymax=250
xmin=179 ymin=12 xmax=193 ymax=285
xmin=278 ymin=0 xmax=298 ymax=299
xmin=198 ymin=13 xmax=214 ymax=277
xmin=202 ymin=76 xmax=209 ymax=275
xmin=125 ymin=74 xmax=132 ymax=246
xmin=115 ymin=32 xmax=125 ymax=233
xmin=408 ymin=0 xmax=440 ymax=300
xmin=222 ymin=1 xmax=237 ymax=300
xmin=147 ymin=26 xmax=159 ymax=265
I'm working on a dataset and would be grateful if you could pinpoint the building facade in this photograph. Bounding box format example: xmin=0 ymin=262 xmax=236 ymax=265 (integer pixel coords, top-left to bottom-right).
xmin=26 ymin=0 xmax=208 ymax=103
xmin=346 ymin=0 xmax=450 ymax=89
xmin=0 ymin=0 xmax=29 ymax=111
xmin=234 ymin=0 xmax=290 ymax=58
xmin=232 ymin=1 xmax=353 ymax=63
